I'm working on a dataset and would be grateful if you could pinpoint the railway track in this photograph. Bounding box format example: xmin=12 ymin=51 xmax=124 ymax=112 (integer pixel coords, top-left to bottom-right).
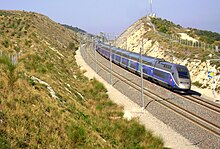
xmin=182 ymin=95 xmax=220 ymax=113
xmin=80 ymin=43 xmax=220 ymax=147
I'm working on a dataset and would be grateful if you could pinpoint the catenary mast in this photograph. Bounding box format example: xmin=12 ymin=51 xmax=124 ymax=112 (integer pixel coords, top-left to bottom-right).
xmin=150 ymin=0 xmax=153 ymax=15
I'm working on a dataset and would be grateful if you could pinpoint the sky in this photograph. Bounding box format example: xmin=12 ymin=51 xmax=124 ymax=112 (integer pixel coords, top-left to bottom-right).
xmin=1 ymin=0 xmax=220 ymax=35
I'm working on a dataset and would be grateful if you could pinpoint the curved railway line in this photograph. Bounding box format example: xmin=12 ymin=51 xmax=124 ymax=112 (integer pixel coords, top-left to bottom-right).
xmin=80 ymin=42 xmax=220 ymax=148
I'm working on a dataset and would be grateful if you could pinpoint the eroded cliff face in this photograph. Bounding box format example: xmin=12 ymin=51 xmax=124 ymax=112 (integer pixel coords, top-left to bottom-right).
xmin=116 ymin=16 xmax=219 ymax=92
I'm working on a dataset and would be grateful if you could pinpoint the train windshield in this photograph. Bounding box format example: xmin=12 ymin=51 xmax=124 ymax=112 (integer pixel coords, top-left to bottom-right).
xmin=176 ymin=66 xmax=190 ymax=79
xmin=178 ymin=71 xmax=189 ymax=79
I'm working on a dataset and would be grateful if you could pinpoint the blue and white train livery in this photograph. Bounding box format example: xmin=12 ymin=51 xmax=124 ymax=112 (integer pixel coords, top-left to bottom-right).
xmin=96 ymin=42 xmax=191 ymax=91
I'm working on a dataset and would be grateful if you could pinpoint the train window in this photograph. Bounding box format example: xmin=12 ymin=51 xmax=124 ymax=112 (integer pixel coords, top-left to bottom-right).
xmin=143 ymin=68 xmax=149 ymax=74
xmin=116 ymin=51 xmax=121 ymax=55
xmin=130 ymin=57 xmax=139 ymax=62
xmin=143 ymin=61 xmax=152 ymax=66
xmin=122 ymin=53 xmax=127 ymax=57
xmin=178 ymin=71 xmax=189 ymax=79
xmin=115 ymin=55 xmax=121 ymax=62
xmin=129 ymin=56 xmax=134 ymax=61
xmin=130 ymin=61 xmax=138 ymax=69
xmin=154 ymin=69 xmax=169 ymax=79
xmin=163 ymin=64 xmax=172 ymax=69
xmin=122 ymin=59 xmax=127 ymax=65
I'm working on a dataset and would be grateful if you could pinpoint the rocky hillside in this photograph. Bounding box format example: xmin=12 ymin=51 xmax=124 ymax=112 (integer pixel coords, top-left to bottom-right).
xmin=116 ymin=16 xmax=220 ymax=93
xmin=0 ymin=10 xmax=164 ymax=148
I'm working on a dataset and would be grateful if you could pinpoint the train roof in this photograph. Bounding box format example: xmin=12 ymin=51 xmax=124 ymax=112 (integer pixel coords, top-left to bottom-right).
xmin=120 ymin=49 xmax=130 ymax=55
xmin=97 ymin=43 xmax=188 ymax=68
xmin=128 ymin=52 xmax=140 ymax=59
xmin=114 ymin=47 xmax=124 ymax=51
xmin=142 ymin=55 xmax=163 ymax=63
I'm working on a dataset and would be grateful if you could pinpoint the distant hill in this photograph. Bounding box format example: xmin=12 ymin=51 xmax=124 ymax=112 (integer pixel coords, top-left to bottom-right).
xmin=61 ymin=24 xmax=96 ymax=44
xmin=0 ymin=10 xmax=164 ymax=148
xmin=61 ymin=24 xmax=87 ymax=34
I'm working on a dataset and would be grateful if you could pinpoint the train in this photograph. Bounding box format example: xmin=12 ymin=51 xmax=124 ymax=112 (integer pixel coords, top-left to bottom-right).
xmin=96 ymin=41 xmax=191 ymax=91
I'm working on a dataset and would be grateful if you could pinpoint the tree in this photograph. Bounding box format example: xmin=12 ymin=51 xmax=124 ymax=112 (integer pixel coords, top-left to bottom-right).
xmin=159 ymin=26 xmax=168 ymax=33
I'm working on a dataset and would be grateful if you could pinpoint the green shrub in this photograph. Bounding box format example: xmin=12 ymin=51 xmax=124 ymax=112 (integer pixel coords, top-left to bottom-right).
xmin=25 ymin=39 xmax=32 ymax=47
xmin=159 ymin=26 xmax=168 ymax=33
xmin=11 ymin=32 xmax=15 ymax=37
xmin=2 ymin=39 xmax=10 ymax=48
xmin=124 ymin=121 xmax=146 ymax=145
xmin=46 ymin=62 xmax=54 ymax=71
xmin=192 ymin=81 xmax=203 ymax=88
xmin=37 ymin=66 xmax=47 ymax=74
xmin=31 ymin=32 xmax=37 ymax=38
xmin=24 ymin=30 xmax=27 ymax=35
xmin=68 ymin=42 xmax=76 ymax=50
xmin=25 ymin=24 xmax=30 ymax=30
xmin=0 ymin=130 xmax=10 ymax=149
xmin=67 ymin=122 xmax=86 ymax=147
xmin=14 ymin=46 xmax=21 ymax=52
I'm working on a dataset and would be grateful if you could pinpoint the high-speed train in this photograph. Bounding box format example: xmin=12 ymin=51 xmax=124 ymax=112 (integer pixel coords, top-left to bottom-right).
xmin=96 ymin=42 xmax=191 ymax=91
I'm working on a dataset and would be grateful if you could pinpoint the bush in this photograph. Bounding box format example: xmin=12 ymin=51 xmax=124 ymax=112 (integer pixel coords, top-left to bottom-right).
xmin=2 ymin=39 xmax=10 ymax=48
xmin=123 ymin=121 xmax=146 ymax=146
xmin=14 ymin=46 xmax=21 ymax=52
xmin=89 ymin=78 xmax=108 ymax=101
xmin=159 ymin=26 xmax=168 ymax=33
xmin=68 ymin=42 xmax=76 ymax=50
xmin=0 ymin=130 xmax=10 ymax=149
xmin=192 ymin=81 xmax=203 ymax=88
xmin=67 ymin=122 xmax=86 ymax=147
xmin=25 ymin=39 xmax=32 ymax=47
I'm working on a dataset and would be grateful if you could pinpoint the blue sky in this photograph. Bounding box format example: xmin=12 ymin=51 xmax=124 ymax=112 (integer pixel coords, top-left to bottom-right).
xmin=1 ymin=0 xmax=220 ymax=35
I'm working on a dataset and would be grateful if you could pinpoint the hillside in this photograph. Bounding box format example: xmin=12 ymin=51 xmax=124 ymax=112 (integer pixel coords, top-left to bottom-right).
xmin=0 ymin=10 xmax=164 ymax=148
xmin=116 ymin=16 xmax=220 ymax=94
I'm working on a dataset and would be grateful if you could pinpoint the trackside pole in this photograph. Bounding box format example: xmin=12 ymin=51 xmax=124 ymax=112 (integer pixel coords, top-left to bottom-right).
xmin=140 ymin=46 xmax=144 ymax=108
xmin=110 ymin=44 xmax=112 ymax=85
xmin=86 ymin=40 xmax=88 ymax=63
xmin=92 ymin=37 xmax=97 ymax=73
xmin=94 ymin=39 xmax=97 ymax=73
xmin=212 ymin=75 xmax=216 ymax=98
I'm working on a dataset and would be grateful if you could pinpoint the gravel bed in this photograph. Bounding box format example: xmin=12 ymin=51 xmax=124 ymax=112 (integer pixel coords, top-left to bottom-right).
xmin=78 ymin=46 xmax=220 ymax=148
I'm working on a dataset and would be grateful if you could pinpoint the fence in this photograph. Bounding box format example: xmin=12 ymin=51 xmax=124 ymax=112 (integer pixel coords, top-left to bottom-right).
xmin=158 ymin=32 xmax=219 ymax=52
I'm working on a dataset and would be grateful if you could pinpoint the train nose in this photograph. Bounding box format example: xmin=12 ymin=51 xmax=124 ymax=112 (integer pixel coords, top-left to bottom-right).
xmin=179 ymin=80 xmax=191 ymax=89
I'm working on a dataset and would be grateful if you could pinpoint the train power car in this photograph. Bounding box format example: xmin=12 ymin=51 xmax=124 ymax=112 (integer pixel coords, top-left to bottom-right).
xmin=96 ymin=42 xmax=191 ymax=91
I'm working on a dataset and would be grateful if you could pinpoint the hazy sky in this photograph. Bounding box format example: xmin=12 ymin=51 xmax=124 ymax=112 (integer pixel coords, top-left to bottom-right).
xmin=1 ymin=0 xmax=220 ymax=35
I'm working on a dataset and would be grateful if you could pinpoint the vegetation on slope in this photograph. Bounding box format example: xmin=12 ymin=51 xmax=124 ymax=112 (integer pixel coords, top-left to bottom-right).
xmin=151 ymin=17 xmax=220 ymax=46
xmin=0 ymin=10 xmax=164 ymax=148
xmin=61 ymin=24 xmax=87 ymax=34
xmin=145 ymin=17 xmax=220 ymax=63
xmin=188 ymin=29 xmax=220 ymax=45
xmin=151 ymin=17 xmax=183 ymax=34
